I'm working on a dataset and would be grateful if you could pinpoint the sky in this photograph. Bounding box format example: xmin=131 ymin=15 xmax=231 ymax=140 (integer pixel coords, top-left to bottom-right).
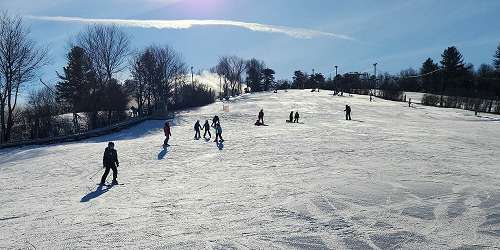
xmin=2 ymin=0 xmax=500 ymax=89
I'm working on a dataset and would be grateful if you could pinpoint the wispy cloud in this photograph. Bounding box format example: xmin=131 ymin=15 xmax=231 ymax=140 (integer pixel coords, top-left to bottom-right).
xmin=26 ymin=15 xmax=354 ymax=40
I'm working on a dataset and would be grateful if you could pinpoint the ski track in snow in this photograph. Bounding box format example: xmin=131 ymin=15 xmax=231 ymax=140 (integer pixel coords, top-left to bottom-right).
xmin=1 ymin=90 xmax=500 ymax=249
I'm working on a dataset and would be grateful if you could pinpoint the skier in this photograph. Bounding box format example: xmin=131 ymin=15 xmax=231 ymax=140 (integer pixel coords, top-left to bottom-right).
xmin=370 ymin=94 xmax=373 ymax=102
xmin=294 ymin=112 xmax=300 ymax=123
xmin=194 ymin=120 xmax=201 ymax=139
xmin=100 ymin=142 xmax=119 ymax=185
xmin=258 ymin=109 xmax=264 ymax=124
xmin=408 ymin=98 xmax=412 ymax=107
xmin=214 ymin=123 xmax=224 ymax=143
xmin=203 ymin=120 xmax=211 ymax=139
xmin=211 ymin=115 xmax=220 ymax=127
xmin=344 ymin=105 xmax=352 ymax=120
xmin=289 ymin=111 xmax=294 ymax=122
xmin=163 ymin=122 xmax=171 ymax=147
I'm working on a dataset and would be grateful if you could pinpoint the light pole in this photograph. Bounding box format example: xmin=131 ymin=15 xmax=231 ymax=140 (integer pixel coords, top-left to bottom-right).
xmin=373 ymin=63 xmax=378 ymax=88
xmin=191 ymin=66 xmax=194 ymax=85
xmin=334 ymin=66 xmax=338 ymax=92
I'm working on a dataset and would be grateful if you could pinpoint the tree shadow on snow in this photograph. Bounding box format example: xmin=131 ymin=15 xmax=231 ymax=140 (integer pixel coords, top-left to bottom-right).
xmin=80 ymin=185 xmax=112 ymax=202
xmin=86 ymin=119 xmax=181 ymax=144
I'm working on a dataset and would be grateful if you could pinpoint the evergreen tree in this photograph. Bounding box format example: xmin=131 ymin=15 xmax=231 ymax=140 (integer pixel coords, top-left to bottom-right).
xmin=245 ymin=58 xmax=265 ymax=92
xmin=262 ymin=68 xmax=275 ymax=91
xmin=420 ymin=58 xmax=439 ymax=93
xmin=292 ymin=70 xmax=307 ymax=89
xmin=440 ymin=46 xmax=466 ymax=94
xmin=494 ymin=43 xmax=500 ymax=72
xmin=56 ymin=46 xmax=94 ymax=131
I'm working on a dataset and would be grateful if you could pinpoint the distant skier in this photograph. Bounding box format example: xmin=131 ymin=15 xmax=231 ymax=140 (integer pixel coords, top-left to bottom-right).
xmin=194 ymin=120 xmax=202 ymax=139
xmin=408 ymin=98 xmax=412 ymax=107
xmin=370 ymin=94 xmax=373 ymax=102
xmin=258 ymin=109 xmax=264 ymax=124
xmin=100 ymin=142 xmax=119 ymax=186
xmin=214 ymin=123 xmax=224 ymax=143
xmin=203 ymin=120 xmax=211 ymax=139
xmin=212 ymin=115 xmax=220 ymax=127
xmin=163 ymin=122 xmax=171 ymax=147
xmin=294 ymin=112 xmax=300 ymax=123
xmin=289 ymin=111 xmax=294 ymax=122
xmin=344 ymin=105 xmax=352 ymax=120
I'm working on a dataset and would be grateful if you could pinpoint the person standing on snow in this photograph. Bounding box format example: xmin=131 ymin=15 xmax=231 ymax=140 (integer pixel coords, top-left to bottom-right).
xmin=289 ymin=111 xmax=294 ymax=122
xmin=344 ymin=105 xmax=352 ymax=120
xmin=100 ymin=142 xmax=119 ymax=185
xmin=203 ymin=120 xmax=211 ymax=139
xmin=258 ymin=109 xmax=264 ymax=124
xmin=214 ymin=123 xmax=224 ymax=143
xmin=163 ymin=122 xmax=171 ymax=147
xmin=194 ymin=120 xmax=202 ymax=139
xmin=212 ymin=115 xmax=220 ymax=127
xmin=294 ymin=111 xmax=300 ymax=123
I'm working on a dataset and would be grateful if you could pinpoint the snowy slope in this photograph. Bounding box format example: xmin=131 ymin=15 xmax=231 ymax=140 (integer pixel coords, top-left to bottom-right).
xmin=1 ymin=90 xmax=500 ymax=249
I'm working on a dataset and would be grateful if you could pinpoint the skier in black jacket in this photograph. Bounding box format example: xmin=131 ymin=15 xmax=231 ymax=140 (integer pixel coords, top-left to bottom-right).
xmin=100 ymin=142 xmax=119 ymax=185
xmin=203 ymin=120 xmax=211 ymax=139
xmin=194 ymin=120 xmax=202 ymax=139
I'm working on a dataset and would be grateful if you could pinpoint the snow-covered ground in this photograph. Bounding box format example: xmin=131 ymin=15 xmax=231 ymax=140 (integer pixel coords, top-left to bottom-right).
xmin=1 ymin=90 xmax=500 ymax=249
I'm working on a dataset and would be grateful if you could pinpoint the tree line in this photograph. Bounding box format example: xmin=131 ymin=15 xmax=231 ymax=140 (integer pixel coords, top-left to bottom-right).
xmin=0 ymin=13 xmax=280 ymax=144
xmin=288 ymin=45 xmax=500 ymax=100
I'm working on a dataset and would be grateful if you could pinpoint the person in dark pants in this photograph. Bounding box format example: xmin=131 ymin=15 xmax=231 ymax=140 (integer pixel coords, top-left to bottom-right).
xmin=294 ymin=112 xmax=300 ymax=123
xmin=211 ymin=115 xmax=220 ymax=127
xmin=289 ymin=111 xmax=294 ymax=122
xmin=194 ymin=120 xmax=201 ymax=139
xmin=344 ymin=105 xmax=352 ymax=120
xmin=214 ymin=123 xmax=224 ymax=143
xmin=100 ymin=142 xmax=119 ymax=185
xmin=203 ymin=120 xmax=211 ymax=139
xmin=163 ymin=122 xmax=171 ymax=147
xmin=258 ymin=109 xmax=264 ymax=124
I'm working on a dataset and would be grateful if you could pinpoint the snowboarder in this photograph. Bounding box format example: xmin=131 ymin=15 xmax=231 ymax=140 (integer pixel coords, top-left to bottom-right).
xmin=211 ymin=115 xmax=220 ymax=127
xmin=100 ymin=142 xmax=119 ymax=185
xmin=163 ymin=122 xmax=171 ymax=147
xmin=289 ymin=111 xmax=294 ymax=122
xmin=344 ymin=105 xmax=352 ymax=120
xmin=214 ymin=123 xmax=224 ymax=143
xmin=194 ymin=120 xmax=202 ymax=139
xmin=203 ymin=120 xmax=211 ymax=139
xmin=258 ymin=109 xmax=264 ymax=124
xmin=294 ymin=112 xmax=300 ymax=123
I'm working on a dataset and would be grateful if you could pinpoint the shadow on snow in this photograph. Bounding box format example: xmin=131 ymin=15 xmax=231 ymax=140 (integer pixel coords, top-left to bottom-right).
xmin=80 ymin=185 xmax=112 ymax=202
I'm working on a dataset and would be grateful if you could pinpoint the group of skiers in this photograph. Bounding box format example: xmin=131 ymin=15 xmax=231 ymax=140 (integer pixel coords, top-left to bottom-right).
xmin=100 ymin=104 xmax=354 ymax=185
xmin=288 ymin=111 xmax=300 ymax=123
xmin=193 ymin=115 xmax=224 ymax=143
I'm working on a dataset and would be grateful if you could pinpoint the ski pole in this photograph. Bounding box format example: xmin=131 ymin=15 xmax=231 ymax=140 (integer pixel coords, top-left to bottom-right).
xmin=89 ymin=167 xmax=103 ymax=180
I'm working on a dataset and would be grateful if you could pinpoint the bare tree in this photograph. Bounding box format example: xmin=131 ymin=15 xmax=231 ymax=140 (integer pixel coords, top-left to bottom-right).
xmin=76 ymin=25 xmax=130 ymax=82
xmin=129 ymin=45 xmax=186 ymax=114
xmin=0 ymin=12 xmax=49 ymax=143
xmin=215 ymin=56 xmax=246 ymax=96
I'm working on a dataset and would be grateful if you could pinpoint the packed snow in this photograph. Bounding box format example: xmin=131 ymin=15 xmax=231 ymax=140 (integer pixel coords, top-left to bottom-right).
xmin=1 ymin=90 xmax=500 ymax=249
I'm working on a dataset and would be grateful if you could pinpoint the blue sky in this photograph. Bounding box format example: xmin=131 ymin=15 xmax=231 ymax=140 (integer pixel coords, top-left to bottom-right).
xmin=2 ymin=0 xmax=500 ymax=85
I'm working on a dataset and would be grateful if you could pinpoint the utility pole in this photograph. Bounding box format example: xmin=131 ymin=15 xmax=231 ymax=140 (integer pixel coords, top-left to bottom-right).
xmin=373 ymin=63 xmax=378 ymax=88
xmin=334 ymin=66 xmax=338 ymax=93
xmin=191 ymin=66 xmax=194 ymax=85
